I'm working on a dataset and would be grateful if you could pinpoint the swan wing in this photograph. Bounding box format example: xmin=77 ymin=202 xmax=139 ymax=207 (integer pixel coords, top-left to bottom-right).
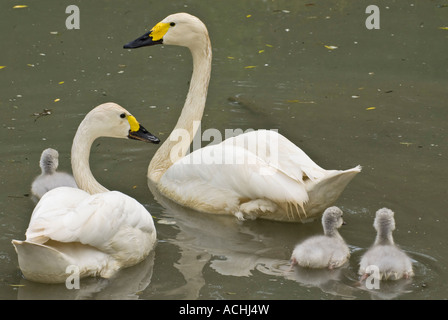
xmin=222 ymin=130 xmax=328 ymax=183
xmin=25 ymin=187 xmax=156 ymax=254
xmin=160 ymin=143 xmax=310 ymax=213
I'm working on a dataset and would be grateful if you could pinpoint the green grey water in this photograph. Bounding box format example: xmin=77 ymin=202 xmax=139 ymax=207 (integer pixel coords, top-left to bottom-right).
xmin=0 ymin=0 xmax=446 ymax=299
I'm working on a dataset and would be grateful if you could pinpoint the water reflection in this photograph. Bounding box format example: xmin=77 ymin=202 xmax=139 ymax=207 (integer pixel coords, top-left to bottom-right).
xmin=148 ymin=178 xmax=440 ymax=300
xmin=16 ymin=251 xmax=155 ymax=300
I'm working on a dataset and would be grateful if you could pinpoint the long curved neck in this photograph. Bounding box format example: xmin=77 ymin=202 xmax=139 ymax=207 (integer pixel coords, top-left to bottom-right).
xmin=148 ymin=37 xmax=212 ymax=183
xmin=71 ymin=120 xmax=109 ymax=194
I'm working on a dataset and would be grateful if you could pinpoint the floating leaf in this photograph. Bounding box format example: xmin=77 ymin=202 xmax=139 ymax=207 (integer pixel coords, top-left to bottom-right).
xmin=157 ymin=219 xmax=176 ymax=225
xmin=227 ymin=56 xmax=235 ymax=60
xmin=246 ymin=14 xmax=252 ymax=18
xmin=324 ymin=45 xmax=338 ymax=50
xmin=265 ymin=44 xmax=273 ymax=47
xmin=58 ymin=81 xmax=64 ymax=85
xmin=439 ymin=27 xmax=448 ymax=30
xmin=351 ymin=95 xmax=360 ymax=99
xmin=400 ymin=142 xmax=413 ymax=146
xmin=258 ymin=49 xmax=265 ymax=53
xmin=27 ymin=64 xmax=35 ymax=67
xmin=244 ymin=65 xmax=257 ymax=69
xmin=286 ymin=99 xmax=315 ymax=104
xmin=13 ymin=5 xmax=28 ymax=9
xmin=54 ymin=98 xmax=60 ymax=102
xmin=50 ymin=31 xmax=58 ymax=35
xmin=366 ymin=107 xmax=376 ymax=110
xmin=0 ymin=66 xmax=6 ymax=69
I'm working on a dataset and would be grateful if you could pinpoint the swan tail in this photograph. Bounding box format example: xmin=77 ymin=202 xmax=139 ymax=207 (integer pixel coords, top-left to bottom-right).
xmin=12 ymin=240 xmax=76 ymax=283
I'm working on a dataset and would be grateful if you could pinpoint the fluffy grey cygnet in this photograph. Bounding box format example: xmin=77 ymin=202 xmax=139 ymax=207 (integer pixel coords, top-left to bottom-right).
xmin=30 ymin=148 xmax=78 ymax=202
xmin=291 ymin=206 xmax=350 ymax=269
xmin=359 ymin=208 xmax=414 ymax=281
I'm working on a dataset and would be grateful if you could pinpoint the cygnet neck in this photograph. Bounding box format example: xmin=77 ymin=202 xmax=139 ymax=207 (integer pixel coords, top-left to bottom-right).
xmin=41 ymin=157 xmax=57 ymax=175
xmin=323 ymin=221 xmax=342 ymax=239
xmin=374 ymin=226 xmax=395 ymax=246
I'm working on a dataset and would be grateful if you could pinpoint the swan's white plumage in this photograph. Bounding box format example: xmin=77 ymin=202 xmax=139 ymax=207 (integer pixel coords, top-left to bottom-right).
xmin=12 ymin=103 xmax=157 ymax=283
xmin=125 ymin=13 xmax=361 ymax=222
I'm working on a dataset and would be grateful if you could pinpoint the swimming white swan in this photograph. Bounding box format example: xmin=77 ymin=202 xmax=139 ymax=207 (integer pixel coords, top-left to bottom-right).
xmin=30 ymin=148 xmax=78 ymax=202
xmin=124 ymin=13 xmax=361 ymax=222
xmin=12 ymin=102 xmax=160 ymax=283
xmin=358 ymin=208 xmax=414 ymax=281
xmin=290 ymin=206 xmax=350 ymax=269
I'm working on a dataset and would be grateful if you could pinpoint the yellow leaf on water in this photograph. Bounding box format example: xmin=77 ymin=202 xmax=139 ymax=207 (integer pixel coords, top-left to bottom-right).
xmin=400 ymin=142 xmax=413 ymax=146
xmin=227 ymin=56 xmax=235 ymax=60
xmin=0 ymin=66 xmax=6 ymax=69
xmin=13 ymin=5 xmax=28 ymax=9
xmin=439 ymin=27 xmax=448 ymax=30
xmin=246 ymin=14 xmax=252 ymax=18
xmin=258 ymin=50 xmax=265 ymax=54
xmin=244 ymin=66 xmax=257 ymax=69
xmin=58 ymin=81 xmax=64 ymax=85
xmin=324 ymin=45 xmax=338 ymax=50
xmin=366 ymin=107 xmax=376 ymax=110
xmin=265 ymin=44 xmax=273 ymax=47
xmin=54 ymin=98 xmax=60 ymax=102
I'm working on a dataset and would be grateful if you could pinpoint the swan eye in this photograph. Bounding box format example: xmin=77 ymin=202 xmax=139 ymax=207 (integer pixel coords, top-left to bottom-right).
xmin=120 ymin=113 xmax=126 ymax=119
xmin=170 ymin=22 xmax=176 ymax=27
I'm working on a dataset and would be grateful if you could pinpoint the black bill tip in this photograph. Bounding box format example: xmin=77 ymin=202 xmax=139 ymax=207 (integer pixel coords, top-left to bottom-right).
xmin=123 ymin=31 xmax=163 ymax=49
xmin=128 ymin=125 xmax=160 ymax=144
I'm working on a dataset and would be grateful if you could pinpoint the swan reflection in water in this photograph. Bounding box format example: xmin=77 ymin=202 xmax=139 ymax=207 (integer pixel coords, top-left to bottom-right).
xmin=148 ymin=180 xmax=362 ymax=299
xmin=16 ymin=251 xmax=155 ymax=300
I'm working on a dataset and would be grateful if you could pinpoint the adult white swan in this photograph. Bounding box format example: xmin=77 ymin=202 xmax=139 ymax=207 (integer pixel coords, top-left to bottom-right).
xmin=124 ymin=13 xmax=361 ymax=222
xmin=12 ymin=103 xmax=160 ymax=283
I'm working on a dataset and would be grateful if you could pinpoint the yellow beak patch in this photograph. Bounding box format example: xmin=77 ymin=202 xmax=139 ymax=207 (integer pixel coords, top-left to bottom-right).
xmin=127 ymin=115 xmax=140 ymax=132
xmin=150 ymin=22 xmax=170 ymax=41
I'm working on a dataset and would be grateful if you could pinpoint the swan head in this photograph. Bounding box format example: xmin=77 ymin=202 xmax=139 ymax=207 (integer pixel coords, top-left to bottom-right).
xmin=123 ymin=13 xmax=208 ymax=50
xmin=81 ymin=102 xmax=160 ymax=144
xmin=373 ymin=207 xmax=396 ymax=234
xmin=321 ymin=206 xmax=346 ymax=235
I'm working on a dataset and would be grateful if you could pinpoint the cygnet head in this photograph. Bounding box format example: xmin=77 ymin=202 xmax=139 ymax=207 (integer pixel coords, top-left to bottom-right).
xmin=373 ymin=208 xmax=396 ymax=244
xmin=39 ymin=148 xmax=59 ymax=175
xmin=78 ymin=102 xmax=160 ymax=144
xmin=123 ymin=13 xmax=209 ymax=50
xmin=322 ymin=206 xmax=345 ymax=236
